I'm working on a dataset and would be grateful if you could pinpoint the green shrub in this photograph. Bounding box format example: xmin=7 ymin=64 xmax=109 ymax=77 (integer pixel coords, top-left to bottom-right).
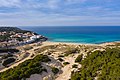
xmin=47 ymin=52 xmax=52 ymax=55
xmin=58 ymin=55 xmax=64 ymax=57
xmin=2 ymin=54 xmax=13 ymax=59
xmin=57 ymin=58 xmax=64 ymax=62
xmin=64 ymin=48 xmax=79 ymax=56
xmin=71 ymin=72 xmax=81 ymax=80
xmin=64 ymin=53 xmax=70 ymax=56
xmin=75 ymin=54 xmax=83 ymax=63
xmin=16 ymin=37 xmax=24 ymax=41
xmin=72 ymin=64 xmax=78 ymax=68
xmin=0 ymin=48 xmax=19 ymax=53
xmin=51 ymin=67 xmax=59 ymax=74
xmin=35 ymin=45 xmax=57 ymax=53
xmin=0 ymin=34 xmax=10 ymax=42
xmin=34 ymin=54 xmax=51 ymax=62
xmin=2 ymin=58 xmax=16 ymax=66
xmin=0 ymin=54 xmax=50 ymax=80
xmin=63 ymin=62 xmax=70 ymax=66
xmin=71 ymin=48 xmax=120 ymax=80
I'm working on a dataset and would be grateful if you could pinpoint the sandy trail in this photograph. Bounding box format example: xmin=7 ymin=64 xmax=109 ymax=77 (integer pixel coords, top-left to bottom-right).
xmin=56 ymin=54 xmax=79 ymax=80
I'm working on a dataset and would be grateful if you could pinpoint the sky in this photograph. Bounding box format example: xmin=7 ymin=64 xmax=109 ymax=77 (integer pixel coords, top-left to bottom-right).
xmin=0 ymin=0 xmax=120 ymax=26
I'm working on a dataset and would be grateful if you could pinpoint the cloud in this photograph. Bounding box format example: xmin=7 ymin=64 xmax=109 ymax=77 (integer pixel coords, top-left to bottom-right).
xmin=0 ymin=0 xmax=59 ymax=10
xmin=46 ymin=0 xmax=60 ymax=9
xmin=0 ymin=0 xmax=120 ymax=26
xmin=0 ymin=11 xmax=120 ymax=26
xmin=66 ymin=0 xmax=87 ymax=4
xmin=0 ymin=0 xmax=21 ymax=7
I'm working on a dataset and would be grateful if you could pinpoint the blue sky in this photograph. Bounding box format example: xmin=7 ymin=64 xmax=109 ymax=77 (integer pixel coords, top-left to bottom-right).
xmin=0 ymin=0 xmax=120 ymax=26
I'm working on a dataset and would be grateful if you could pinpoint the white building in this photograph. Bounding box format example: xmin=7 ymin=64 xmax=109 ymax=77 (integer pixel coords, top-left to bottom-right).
xmin=30 ymin=35 xmax=41 ymax=40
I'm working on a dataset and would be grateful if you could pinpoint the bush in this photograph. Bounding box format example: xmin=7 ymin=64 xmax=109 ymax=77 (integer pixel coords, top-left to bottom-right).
xmin=71 ymin=72 xmax=81 ymax=80
xmin=64 ymin=53 xmax=70 ymax=56
xmin=2 ymin=58 xmax=16 ymax=66
xmin=2 ymin=54 xmax=13 ymax=59
xmin=71 ymin=48 xmax=120 ymax=80
xmin=75 ymin=54 xmax=83 ymax=63
xmin=58 ymin=55 xmax=64 ymax=57
xmin=0 ymin=54 xmax=50 ymax=80
xmin=0 ymin=48 xmax=19 ymax=53
xmin=16 ymin=37 xmax=24 ymax=41
xmin=57 ymin=58 xmax=64 ymax=62
xmin=24 ymin=46 xmax=33 ymax=50
xmin=72 ymin=64 xmax=78 ymax=68
xmin=34 ymin=54 xmax=51 ymax=62
xmin=63 ymin=62 xmax=70 ymax=66
xmin=35 ymin=45 xmax=57 ymax=53
xmin=51 ymin=67 xmax=59 ymax=74
xmin=47 ymin=52 xmax=52 ymax=55
xmin=64 ymin=48 xmax=79 ymax=56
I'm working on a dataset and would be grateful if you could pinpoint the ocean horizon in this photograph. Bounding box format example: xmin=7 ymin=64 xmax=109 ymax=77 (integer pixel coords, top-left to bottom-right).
xmin=21 ymin=26 xmax=120 ymax=44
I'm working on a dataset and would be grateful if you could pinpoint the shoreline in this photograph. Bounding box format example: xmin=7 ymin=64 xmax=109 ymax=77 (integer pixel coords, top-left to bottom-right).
xmin=42 ymin=41 xmax=97 ymax=46
xmin=43 ymin=40 xmax=120 ymax=46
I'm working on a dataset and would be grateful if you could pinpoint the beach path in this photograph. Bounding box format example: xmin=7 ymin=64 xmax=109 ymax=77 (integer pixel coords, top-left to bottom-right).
xmin=56 ymin=54 xmax=79 ymax=80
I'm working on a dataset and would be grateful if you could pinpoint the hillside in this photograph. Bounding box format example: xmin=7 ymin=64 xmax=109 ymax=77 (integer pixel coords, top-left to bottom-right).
xmin=0 ymin=27 xmax=33 ymax=33
xmin=0 ymin=42 xmax=120 ymax=80
xmin=0 ymin=27 xmax=47 ymax=48
xmin=71 ymin=48 xmax=120 ymax=80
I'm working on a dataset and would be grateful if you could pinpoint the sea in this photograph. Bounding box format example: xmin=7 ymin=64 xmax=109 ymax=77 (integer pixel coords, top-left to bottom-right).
xmin=20 ymin=26 xmax=120 ymax=44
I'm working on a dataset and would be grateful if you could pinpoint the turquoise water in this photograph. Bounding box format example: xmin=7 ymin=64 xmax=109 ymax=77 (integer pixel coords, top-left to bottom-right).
xmin=21 ymin=26 xmax=120 ymax=44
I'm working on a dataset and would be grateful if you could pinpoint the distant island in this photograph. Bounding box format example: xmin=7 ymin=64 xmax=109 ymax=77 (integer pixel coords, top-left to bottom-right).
xmin=0 ymin=27 xmax=120 ymax=80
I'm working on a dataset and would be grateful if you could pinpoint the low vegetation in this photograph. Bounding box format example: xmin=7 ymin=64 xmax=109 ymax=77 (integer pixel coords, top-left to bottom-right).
xmin=0 ymin=54 xmax=51 ymax=80
xmin=75 ymin=54 xmax=83 ymax=63
xmin=2 ymin=58 xmax=16 ymax=67
xmin=58 ymin=55 xmax=64 ymax=57
xmin=72 ymin=64 xmax=78 ymax=68
xmin=0 ymin=27 xmax=28 ymax=32
xmin=0 ymin=34 xmax=10 ymax=42
xmin=35 ymin=45 xmax=57 ymax=53
xmin=51 ymin=67 xmax=59 ymax=75
xmin=24 ymin=46 xmax=33 ymax=50
xmin=64 ymin=47 xmax=79 ymax=56
xmin=57 ymin=58 xmax=64 ymax=62
xmin=0 ymin=27 xmax=33 ymax=42
xmin=0 ymin=48 xmax=19 ymax=53
xmin=71 ymin=48 xmax=120 ymax=80
xmin=63 ymin=62 xmax=70 ymax=66
xmin=1 ymin=54 xmax=13 ymax=59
